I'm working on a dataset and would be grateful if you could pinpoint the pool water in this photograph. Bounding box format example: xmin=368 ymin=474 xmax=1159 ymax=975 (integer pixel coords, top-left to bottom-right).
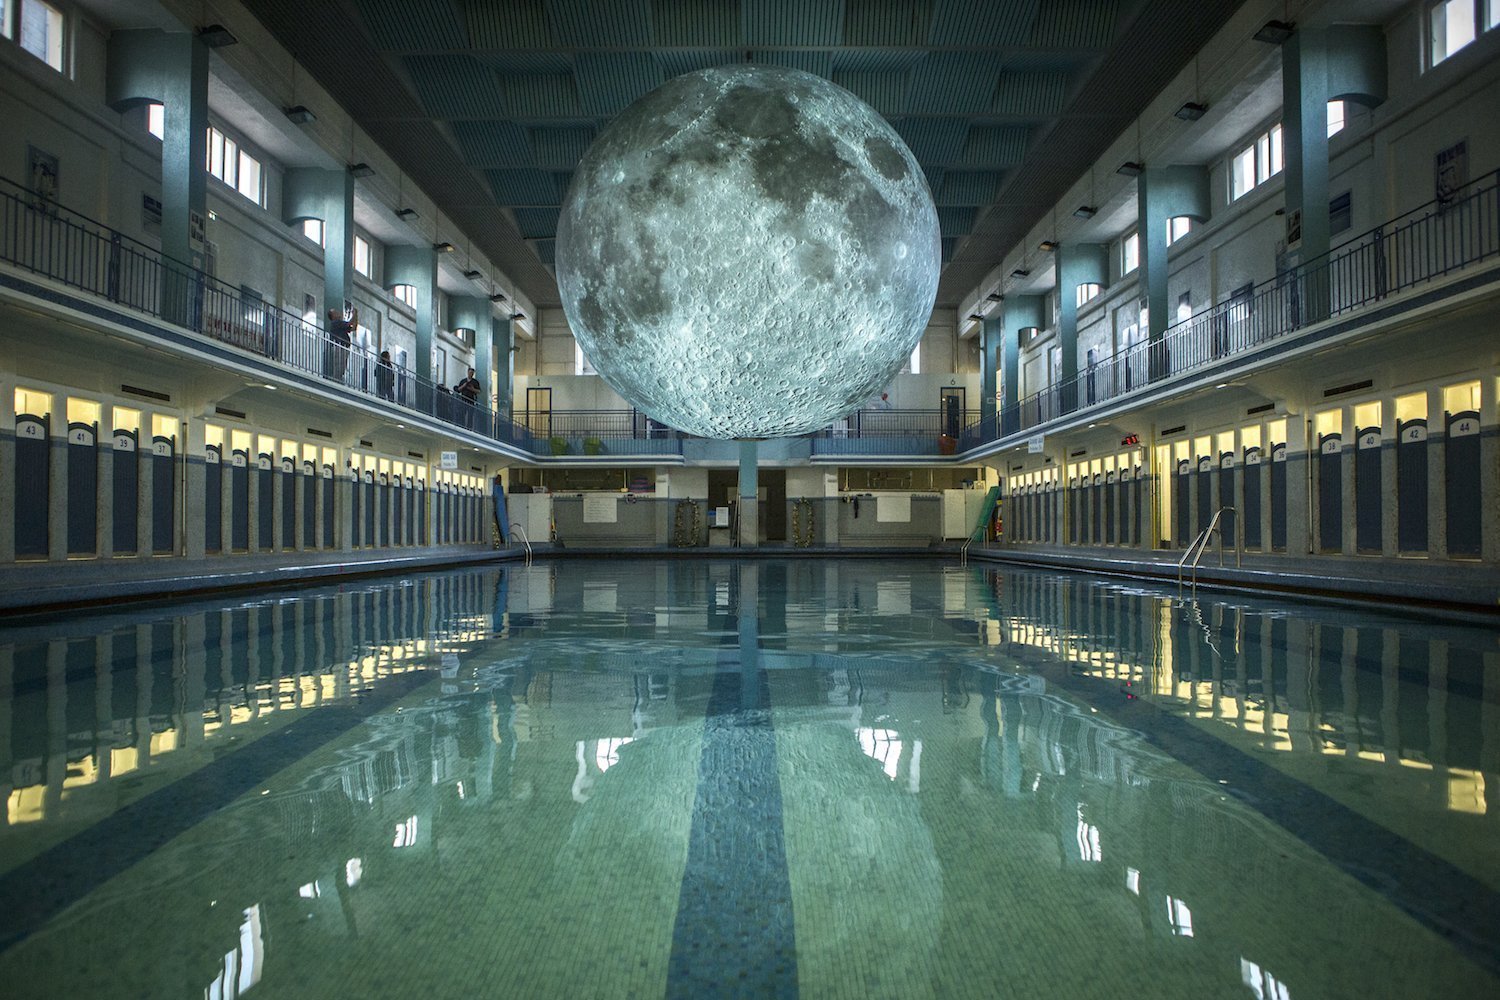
xmin=0 ymin=559 xmax=1496 ymax=999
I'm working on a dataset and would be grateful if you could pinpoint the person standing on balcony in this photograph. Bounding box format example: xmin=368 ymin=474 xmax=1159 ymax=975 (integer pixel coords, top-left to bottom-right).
xmin=377 ymin=350 xmax=395 ymax=401
xmin=325 ymin=302 xmax=356 ymax=382
xmin=455 ymin=367 xmax=482 ymax=429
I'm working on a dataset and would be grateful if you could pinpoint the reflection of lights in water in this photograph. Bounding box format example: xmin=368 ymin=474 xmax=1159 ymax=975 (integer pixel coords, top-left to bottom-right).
xmin=1241 ymin=958 xmax=1291 ymax=999
xmin=205 ymin=904 xmax=263 ymax=999
xmin=1126 ymin=867 xmax=1141 ymax=895
xmin=345 ymin=858 xmax=362 ymax=888
xmin=457 ymin=781 xmax=465 ymax=800
xmin=1075 ymin=805 xmax=1102 ymax=862
xmin=595 ymin=737 xmax=634 ymax=772
xmin=857 ymin=727 xmax=902 ymax=780
xmin=1167 ymin=897 xmax=1194 ymax=937
xmin=297 ymin=881 xmax=320 ymax=899
xmin=907 ymin=739 xmax=922 ymax=794
xmin=392 ymin=815 xmax=419 ymax=848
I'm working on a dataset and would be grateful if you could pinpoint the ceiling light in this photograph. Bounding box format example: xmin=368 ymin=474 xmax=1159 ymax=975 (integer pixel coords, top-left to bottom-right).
xmin=1253 ymin=19 xmax=1295 ymax=44
xmin=510 ymin=312 xmax=527 ymax=322
xmin=986 ymin=292 xmax=1003 ymax=302
xmin=1039 ymin=240 xmax=1058 ymax=252
xmin=395 ymin=207 xmax=418 ymax=220
xmin=1117 ymin=161 xmax=1144 ymax=177
xmin=967 ymin=313 xmax=984 ymax=322
xmin=1175 ymin=102 xmax=1207 ymax=121
xmin=463 ymin=269 xmax=483 ymax=279
xmin=433 ymin=241 xmax=456 ymax=253
xmin=349 ymin=162 xmax=375 ymax=178
xmin=1073 ymin=205 xmax=1097 ymax=219
xmin=197 ymin=24 xmax=238 ymax=47
xmin=489 ymin=292 xmax=508 ymax=303
xmin=283 ymin=105 xmax=316 ymax=125
xmin=1011 ymin=268 xmax=1030 ymax=278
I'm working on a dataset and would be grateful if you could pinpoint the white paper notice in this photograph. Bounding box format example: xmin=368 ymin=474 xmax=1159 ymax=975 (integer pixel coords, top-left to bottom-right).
xmin=876 ymin=494 xmax=912 ymax=522
xmin=582 ymin=495 xmax=618 ymax=523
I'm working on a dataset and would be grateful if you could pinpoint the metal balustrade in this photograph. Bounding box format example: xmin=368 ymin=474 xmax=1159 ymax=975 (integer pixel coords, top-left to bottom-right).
xmin=0 ymin=176 xmax=686 ymax=458
xmin=961 ymin=168 xmax=1500 ymax=452
xmin=7 ymin=167 xmax=1493 ymax=463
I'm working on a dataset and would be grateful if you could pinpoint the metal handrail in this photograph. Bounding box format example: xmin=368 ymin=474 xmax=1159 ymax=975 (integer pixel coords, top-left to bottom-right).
xmin=961 ymin=166 xmax=1500 ymax=452
xmin=1177 ymin=506 xmax=1239 ymax=588
xmin=508 ymin=521 xmax=532 ymax=566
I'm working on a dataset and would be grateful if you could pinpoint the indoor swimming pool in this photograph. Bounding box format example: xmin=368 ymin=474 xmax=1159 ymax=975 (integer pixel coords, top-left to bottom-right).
xmin=0 ymin=558 xmax=1496 ymax=999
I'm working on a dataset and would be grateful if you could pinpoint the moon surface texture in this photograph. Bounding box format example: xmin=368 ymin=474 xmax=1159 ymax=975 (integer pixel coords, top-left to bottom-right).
xmin=555 ymin=66 xmax=940 ymax=440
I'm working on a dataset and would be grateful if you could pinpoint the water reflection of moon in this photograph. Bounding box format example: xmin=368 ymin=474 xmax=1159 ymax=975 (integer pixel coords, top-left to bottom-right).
xmin=556 ymin=66 xmax=940 ymax=439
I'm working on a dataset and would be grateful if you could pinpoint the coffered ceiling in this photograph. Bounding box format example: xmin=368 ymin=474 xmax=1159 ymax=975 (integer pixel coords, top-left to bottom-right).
xmin=239 ymin=0 xmax=1246 ymax=307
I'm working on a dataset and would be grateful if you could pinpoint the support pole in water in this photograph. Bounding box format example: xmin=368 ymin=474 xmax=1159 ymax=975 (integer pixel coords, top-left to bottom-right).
xmin=738 ymin=439 xmax=759 ymax=548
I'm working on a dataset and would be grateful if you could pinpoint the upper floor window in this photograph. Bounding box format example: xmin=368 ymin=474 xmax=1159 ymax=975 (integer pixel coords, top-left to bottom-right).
xmin=353 ymin=235 xmax=371 ymax=277
xmin=1121 ymin=231 xmax=1140 ymax=274
xmin=1327 ymin=100 xmax=1346 ymax=138
xmin=147 ymin=102 xmax=165 ymax=139
xmin=1075 ymin=282 xmax=1102 ymax=308
xmin=1166 ymin=216 xmax=1192 ymax=246
xmin=1230 ymin=123 xmax=1283 ymax=201
xmin=206 ymin=125 xmax=264 ymax=206
xmin=575 ymin=341 xmax=596 ymax=376
xmin=301 ymin=218 xmax=324 ymax=246
xmin=1430 ymin=0 xmax=1479 ymax=65
xmin=392 ymin=284 xmax=416 ymax=308
xmin=13 ymin=0 xmax=65 ymax=73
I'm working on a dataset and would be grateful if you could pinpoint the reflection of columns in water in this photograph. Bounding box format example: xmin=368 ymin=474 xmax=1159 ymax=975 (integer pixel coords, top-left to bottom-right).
xmin=738 ymin=562 xmax=760 ymax=707
xmin=1284 ymin=618 xmax=1313 ymax=753
xmin=180 ymin=613 xmax=206 ymax=744
xmin=1341 ymin=627 xmax=1361 ymax=752
xmin=95 ymin=632 xmax=112 ymax=781
xmin=1380 ymin=627 xmax=1402 ymax=765
xmin=246 ymin=605 xmax=262 ymax=723
xmin=134 ymin=620 xmax=151 ymax=761
xmin=1483 ymin=652 xmax=1500 ymax=821
xmin=1430 ymin=639 xmax=1450 ymax=811
xmin=335 ymin=590 xmax=353 ymax=701
xmin=44 ymin=640 xmax=65 ymax=818
xmin=0 ymin=645 xmax=13 ymax=829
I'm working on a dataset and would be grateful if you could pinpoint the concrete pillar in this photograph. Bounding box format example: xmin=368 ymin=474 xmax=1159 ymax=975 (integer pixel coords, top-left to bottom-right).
xmin=386 ymin=247 xmax=439 ymax=389
xmin=1002 ymin=296 xmax=1043 ymax=437
xmin=1285 ymin=413 xmax=1313 ymax=555
xmin=184 ymin=420 xmax=206 ymax=560
xmin=980 ymin=315 xmax=999 ymax=429
xmin=105 ymin=30 xmax=208 ymax=326
xmin=1138 ymin=166 xmax=1210 ymax=373
xmin=1053 ymin=243 xmax=1108 ymax=412
xmin=738 ymin=440 xmax=759 ymax=548
xmin=283 ymin=168 xmax=356 ymax=322
xmin=496 ymin=316 xmax=516 ymax=426
xmin=1283 ymin=24 xmax=1386 ymax=322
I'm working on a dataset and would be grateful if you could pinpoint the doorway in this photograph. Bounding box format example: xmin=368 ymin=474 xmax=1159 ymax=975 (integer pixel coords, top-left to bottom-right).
xmin=939 ymin=386 xmax=966 ymax=438
xmin=762 ymin=468 xmax=786 ymax=541
xmin=526 ymin=386 xmax=552 ymax=436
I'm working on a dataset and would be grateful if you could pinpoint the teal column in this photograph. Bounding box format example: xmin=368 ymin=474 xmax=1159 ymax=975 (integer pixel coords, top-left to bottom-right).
xmin=1284 ymin=27 xmax=1331 ymax=323
xmin=979 ymin=316 xmax=999 ymax=429
xmin=283 ymin=169 xmax=355 ymax=316
xmin=105 ymin=30 xmax=208 ymax=325
xmin=1285 ymin=24 xmax=1386 ymax=323
xmin=1138 ymin=165 xmax=1210 ymax=374
xmin=1003 ymin=295 xmax=1043 ymax=437
xmin=738 ymin=439 xmax=759 ymax=548
xmin=452 ymin=296 xmax=496 ymax=431
xmin=1054 ymin=243 xmax=1108 ymax=412
xmin=495 ymin=316 xmax=515 ymax=421
xmin=385 ymin=246 xmax=438 ymax=385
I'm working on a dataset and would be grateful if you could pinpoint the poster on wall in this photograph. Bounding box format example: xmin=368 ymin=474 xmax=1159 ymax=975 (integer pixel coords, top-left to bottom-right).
xmin=1435 ymin=139 xmax=1468 ymax=205
xmin=27 ymin=146 xmax=58 ymax=213
xmin=583 ymin=495 xmax=618 ymax=523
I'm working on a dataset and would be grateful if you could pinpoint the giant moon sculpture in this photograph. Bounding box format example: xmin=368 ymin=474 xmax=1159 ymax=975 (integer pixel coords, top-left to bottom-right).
xmin=555 ymin=66 xmax=940 ymax=439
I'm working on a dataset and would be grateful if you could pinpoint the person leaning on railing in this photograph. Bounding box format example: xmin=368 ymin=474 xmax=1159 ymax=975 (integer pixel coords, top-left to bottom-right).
xmin=325 ymin=302 xmax=356 ymax=381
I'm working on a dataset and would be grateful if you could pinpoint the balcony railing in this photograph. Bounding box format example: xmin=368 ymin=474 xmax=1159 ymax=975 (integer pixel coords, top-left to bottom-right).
xmin=0 ymin=175 xmax=560 ymax=451
xmin=811 ymin=407 xmax=972 ymax=456
xmin=962 ymin=168 xmax=1500 ymax=450
xmin=516 ymin=408 xmax=683 ymax=457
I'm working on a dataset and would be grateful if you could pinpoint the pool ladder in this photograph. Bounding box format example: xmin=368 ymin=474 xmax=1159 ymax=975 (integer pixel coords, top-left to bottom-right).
xmin=508 ymin=521 xmax=533 ymax=566
xmin=1178 ymin=506 xmax=1239 ymax=588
